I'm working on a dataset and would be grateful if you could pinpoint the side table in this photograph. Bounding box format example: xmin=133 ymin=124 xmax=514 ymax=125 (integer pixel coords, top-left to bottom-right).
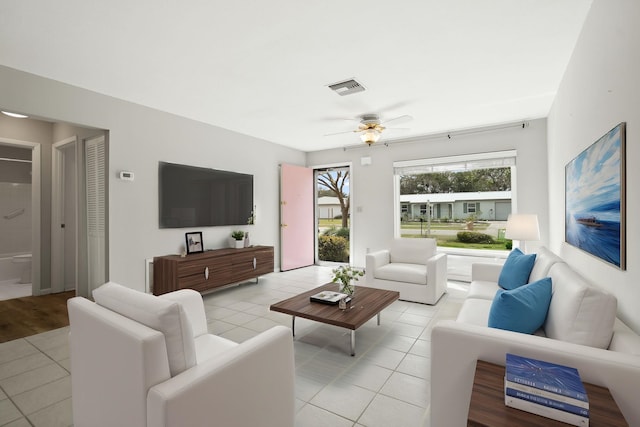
xmin=467 ymin=360 xmax=628 ymax=426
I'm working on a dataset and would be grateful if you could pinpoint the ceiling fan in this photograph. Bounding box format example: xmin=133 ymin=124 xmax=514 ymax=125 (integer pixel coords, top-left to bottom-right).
xmin=325 ymin=114 xmax=413 ymax=146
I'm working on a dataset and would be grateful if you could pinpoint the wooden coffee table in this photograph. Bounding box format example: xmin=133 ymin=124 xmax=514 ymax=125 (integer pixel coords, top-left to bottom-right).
xmin=270 ymin=283 xmax=399 ymax=356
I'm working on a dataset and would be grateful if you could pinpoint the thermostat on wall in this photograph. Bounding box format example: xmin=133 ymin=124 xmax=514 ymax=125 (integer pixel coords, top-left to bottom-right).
xmin=119 ymin=171 xmax=135 ymax=181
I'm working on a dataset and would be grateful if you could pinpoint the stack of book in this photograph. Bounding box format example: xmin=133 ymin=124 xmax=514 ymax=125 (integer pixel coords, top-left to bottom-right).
xmin=309 ymin=291 xmax=347 ymax=305
xmin=504 ymin=353 xmax=589 ymax=426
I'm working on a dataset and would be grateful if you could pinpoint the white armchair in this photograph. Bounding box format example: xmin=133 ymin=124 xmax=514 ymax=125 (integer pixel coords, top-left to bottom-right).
xmin=364 ymin=238 xmax=447 ymax=304
xmin=68 ymin=282 xmax=295 ymax=427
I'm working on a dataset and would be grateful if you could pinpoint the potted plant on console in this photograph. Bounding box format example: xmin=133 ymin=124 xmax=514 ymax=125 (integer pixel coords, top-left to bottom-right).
xmin=331 ymin=265 xmax=364 ymax=297
xmin=231 ymin=230 xmax=245 ymax=249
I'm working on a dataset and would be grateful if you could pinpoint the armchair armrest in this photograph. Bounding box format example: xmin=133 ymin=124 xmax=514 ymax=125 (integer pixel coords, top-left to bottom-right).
xmin=471 ymin=262 xmax=503 ymax=282
xmin=426 ymin=253 xmax=447 ymax=300
xmin=365 ymin=250 xmax=390 ymax=284
xmin=159 ymin=289 xmax=208 ymax=338
xmin=147 ymin=325 xmax=295 ymax=427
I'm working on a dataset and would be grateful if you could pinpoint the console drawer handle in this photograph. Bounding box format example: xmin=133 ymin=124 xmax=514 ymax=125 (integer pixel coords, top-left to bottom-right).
xmin=205 ymin=266 xmax=209 ymax=280
xmin=253 ymin=257 xmax=257 ymax=269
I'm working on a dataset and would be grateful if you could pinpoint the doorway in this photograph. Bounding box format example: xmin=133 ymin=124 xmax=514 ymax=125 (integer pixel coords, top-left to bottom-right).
xmin=0 ymin=141 xmax=37 ymax=300
xmin=315 ymin=165 xmax=351 ymax=265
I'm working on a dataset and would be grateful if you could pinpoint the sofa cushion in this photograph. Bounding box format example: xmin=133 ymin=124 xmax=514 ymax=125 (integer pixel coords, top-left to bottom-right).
xmin=374 ymin=263 xmax=427 ymax=285
xmin=609 ymin=319 xmax=640 ymax=355
xmin=488 ymin=277 xmax=552 ymax=334
xmin=467 ymin=280 xmax=501 ymax=300
xmin=389 ymin=238 xmax=436 ymax=265
xmin=498 ymin=248 xmax=536 ymax=290
xmin=93 ymin=282 xmax=197 ymax=376
xmin=545 ymin=264 xmax=617 ymax=349
xmin=529 ymin=246 xmax=565 ymax=283
xmin=194 ymin=334 xmax=238 ymax=363
xmin=456 ymin=298 xmax=493 ymax=326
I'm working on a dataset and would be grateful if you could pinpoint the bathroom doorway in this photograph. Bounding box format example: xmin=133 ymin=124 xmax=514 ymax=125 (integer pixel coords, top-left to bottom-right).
xmin=0 ymin=141 xmax=37 ymax=300
xmin=0 ymin=113 xmax=108 ymax=301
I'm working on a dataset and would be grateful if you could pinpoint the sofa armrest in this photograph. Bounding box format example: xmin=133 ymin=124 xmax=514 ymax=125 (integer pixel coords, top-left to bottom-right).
xmin=471 ymin=262 xmax=503 ymax=282
xmin=431 ymin=320 xmax=640 ymax=427
xmin=147 ymin=325 xmax=295 ymax=427
xmin=159 ymin=289 xmax=208 ymax=338
xmin=365 ymin=250 xmax=390 ymax=285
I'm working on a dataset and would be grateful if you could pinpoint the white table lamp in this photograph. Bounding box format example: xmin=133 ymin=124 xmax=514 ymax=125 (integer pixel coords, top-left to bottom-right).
xmin=505 ymin=214 xmax=540 ymax=253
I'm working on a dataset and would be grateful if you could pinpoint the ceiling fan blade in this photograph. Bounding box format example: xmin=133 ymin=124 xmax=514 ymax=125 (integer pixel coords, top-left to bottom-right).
xmin=375 ymin=100 xmax=414 ymax=113
xmin=381 ymin=115 xmax=413 ymax=126
xmin=324 ymin=129 xmax=358 ymax=137
xmin=320 ymin=116 xmax=360 ymax=122
xmin=385 ymin=127 xmax=411 ymax=133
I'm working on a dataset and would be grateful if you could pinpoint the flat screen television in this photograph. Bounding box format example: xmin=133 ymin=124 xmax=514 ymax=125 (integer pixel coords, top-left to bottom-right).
xmin=159 ymin=162 xmax=253 ymax=228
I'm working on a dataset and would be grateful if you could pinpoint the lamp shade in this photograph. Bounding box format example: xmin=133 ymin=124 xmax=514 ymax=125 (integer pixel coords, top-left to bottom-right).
xmin=505 ymin=214 xmax=540 ymax=241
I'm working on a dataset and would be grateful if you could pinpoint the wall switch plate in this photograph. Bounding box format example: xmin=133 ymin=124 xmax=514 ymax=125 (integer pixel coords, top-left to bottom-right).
xmin=119 ymin=171 xmax=134 ymax=181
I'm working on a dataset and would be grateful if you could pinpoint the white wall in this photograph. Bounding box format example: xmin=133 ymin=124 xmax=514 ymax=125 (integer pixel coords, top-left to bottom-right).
xmin=547 ymin=0 xmax=640 ymax=333
xmin=306 ymin=119 xmax=549 ymax=268
xmin=0 ymin=65 xmax=305 ymax=294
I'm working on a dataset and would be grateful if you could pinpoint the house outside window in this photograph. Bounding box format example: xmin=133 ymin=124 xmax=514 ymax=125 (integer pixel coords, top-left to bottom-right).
xmin=393 ymin=150 xmax=516 ymax=252
xmin=463 ymin=202 xmax=479 ymax=214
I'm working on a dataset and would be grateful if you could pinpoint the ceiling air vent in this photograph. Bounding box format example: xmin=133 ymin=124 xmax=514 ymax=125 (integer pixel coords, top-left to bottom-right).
xmin=328 ymin=78 xmax=366 ymax=96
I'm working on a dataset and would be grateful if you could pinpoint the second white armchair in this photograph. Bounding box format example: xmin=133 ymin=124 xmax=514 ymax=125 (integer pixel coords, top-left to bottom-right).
xmin=364 ymin=238 xmax=447 ymax=304
xmin=68 ymin=282 xmax=295 ymax=427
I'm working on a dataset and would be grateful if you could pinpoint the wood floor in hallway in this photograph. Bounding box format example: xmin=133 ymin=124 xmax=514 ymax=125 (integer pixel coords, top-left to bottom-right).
xmin=0 ymin=290 xmax=74 ymax=343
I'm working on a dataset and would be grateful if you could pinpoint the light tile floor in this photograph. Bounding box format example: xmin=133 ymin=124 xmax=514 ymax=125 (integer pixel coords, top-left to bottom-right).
xmin=0 ymin=266 xmax=469 ymax=427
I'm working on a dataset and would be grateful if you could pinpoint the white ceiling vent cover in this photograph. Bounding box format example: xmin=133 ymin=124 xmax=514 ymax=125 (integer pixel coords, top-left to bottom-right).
xmin=328 ymin=78 xmax=366 ymax=96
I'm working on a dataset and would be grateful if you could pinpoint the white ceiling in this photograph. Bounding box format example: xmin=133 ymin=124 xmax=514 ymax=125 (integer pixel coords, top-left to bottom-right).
xmin=0 ymin=0 xmax=592 ymax=152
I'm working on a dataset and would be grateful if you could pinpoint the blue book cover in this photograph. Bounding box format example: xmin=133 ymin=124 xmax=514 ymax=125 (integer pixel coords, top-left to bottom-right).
xmin=506 ymin=388 xmax=590 ymax=417
xmin=505 ymin=353 xmax=588 ymax=402
xmin=505 ymin=379 xmax=588 ymax=409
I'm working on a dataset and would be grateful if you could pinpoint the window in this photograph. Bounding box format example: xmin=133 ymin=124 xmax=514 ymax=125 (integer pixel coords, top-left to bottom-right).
xmin=393 ymin=150 xmax=516 ymax=249
xmin=463 ymin=202 xmax=478 ymax=214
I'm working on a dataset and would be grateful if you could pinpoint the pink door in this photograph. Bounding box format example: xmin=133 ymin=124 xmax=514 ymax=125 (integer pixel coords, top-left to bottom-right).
xmin=280 ymin=163 xmax=314 ymax=271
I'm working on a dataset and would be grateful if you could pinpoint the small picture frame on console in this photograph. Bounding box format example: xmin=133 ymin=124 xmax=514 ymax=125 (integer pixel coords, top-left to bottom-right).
xmin=185 ymin=232 xmax=204 ymax=254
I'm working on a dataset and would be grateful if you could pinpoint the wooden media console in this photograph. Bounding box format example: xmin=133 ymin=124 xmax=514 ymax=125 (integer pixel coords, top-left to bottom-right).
xmin=153 ymin=245 xmax=274 ymax=295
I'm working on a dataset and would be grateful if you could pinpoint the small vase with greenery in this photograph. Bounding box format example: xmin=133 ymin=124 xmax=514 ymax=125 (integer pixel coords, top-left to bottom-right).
xmin=231 ymin=230 xmax=245 ymax=248
xmin=331 ymin=265 xmax=364 ymax=297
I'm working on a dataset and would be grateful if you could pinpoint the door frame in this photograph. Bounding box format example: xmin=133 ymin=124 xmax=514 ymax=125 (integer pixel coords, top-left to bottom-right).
xmin=51 ymin=136 xmax=78 ymax=293
xmin=312 ymin=162 xmax=353 ymax=265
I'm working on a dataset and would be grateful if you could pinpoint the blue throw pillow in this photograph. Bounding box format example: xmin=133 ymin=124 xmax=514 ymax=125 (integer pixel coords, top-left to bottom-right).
xmin=488 ymin=277 xmax=552 ymax=334
xmin=498 ymin=248 xmax=536 ymax=290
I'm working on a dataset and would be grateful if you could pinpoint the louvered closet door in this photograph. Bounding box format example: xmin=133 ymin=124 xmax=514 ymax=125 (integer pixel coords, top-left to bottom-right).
xmin=85 ymin=136 xmax=106 ymax=293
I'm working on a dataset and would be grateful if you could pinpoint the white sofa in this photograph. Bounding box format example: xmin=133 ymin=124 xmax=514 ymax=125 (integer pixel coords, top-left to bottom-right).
xmin=431 ymin=247 xmax=640 ymax=426
xmin=68 ymin=282 xmax=295 ymax=427
xmin=364 ymin=238 xmax=447 ymax=304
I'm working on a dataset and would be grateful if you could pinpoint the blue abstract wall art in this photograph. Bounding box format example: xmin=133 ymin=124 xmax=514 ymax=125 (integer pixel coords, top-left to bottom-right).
xmin=565 ymin=122 xmax=626 ymax=269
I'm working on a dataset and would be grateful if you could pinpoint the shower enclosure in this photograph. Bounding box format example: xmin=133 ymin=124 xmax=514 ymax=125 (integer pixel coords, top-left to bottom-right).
xmin=0 ymin=146 xmax=32 ymax=299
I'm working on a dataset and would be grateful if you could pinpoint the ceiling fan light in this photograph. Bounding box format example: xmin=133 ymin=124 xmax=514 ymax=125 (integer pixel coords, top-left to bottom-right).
xmin=360 ymin=129 xmax=381 ymax=145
